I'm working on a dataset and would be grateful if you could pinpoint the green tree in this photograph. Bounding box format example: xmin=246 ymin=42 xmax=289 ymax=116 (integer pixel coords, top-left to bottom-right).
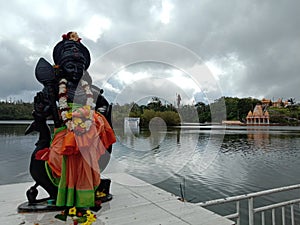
xmin=210 ymin=97 xmax=227 ymax=123
xmin=141 ymin=109 xmax=156 ymax=126
xmin=0 ymin=102 xmax=33 ymax=120
xmin=195 ymin=102 xmax=211 ymax=123
xmin=237 ymin=97 xmax=260 ymax=122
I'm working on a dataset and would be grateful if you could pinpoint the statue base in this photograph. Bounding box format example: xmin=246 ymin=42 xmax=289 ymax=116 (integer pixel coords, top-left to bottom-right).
xmin=17 ymin=199 xmax=64 ymax=213
xmin=17 ymin=194 xmax=113 ymax=213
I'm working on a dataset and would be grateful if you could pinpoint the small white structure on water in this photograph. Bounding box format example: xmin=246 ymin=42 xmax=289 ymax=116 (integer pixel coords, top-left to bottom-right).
xmin=124 ymin=117 xmax=140 ymax=134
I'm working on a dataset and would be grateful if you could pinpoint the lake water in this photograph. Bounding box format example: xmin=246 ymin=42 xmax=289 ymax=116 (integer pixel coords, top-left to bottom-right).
xmin=1 ymin=122 xmax=300 ymax=223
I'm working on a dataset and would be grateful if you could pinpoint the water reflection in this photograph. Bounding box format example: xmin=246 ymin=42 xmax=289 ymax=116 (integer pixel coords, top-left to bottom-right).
xmin=247 ymin=127 xmax=270 ymax=148
xmin=112 ymin=126 xmax=200 ymax=184
xmin=2 ymin=124 xmax=300 ymax=209
xmin=0 ymin=124 xmax=38 ymax=185
xmin=124 ymin=117 xmax=140 ymax=135
xmin=176 ymin=128 xmax=181 ymax=144
xmin=0 ymin=124 xmax=30 ymax=136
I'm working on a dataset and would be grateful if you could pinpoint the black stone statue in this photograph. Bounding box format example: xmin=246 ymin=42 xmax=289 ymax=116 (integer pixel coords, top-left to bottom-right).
xmin=18 ymin=32 xmax=114 ymax=212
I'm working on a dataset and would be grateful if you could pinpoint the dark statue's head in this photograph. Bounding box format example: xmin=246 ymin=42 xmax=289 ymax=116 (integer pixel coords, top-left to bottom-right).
xmin=53 ymin=32 xmax=90 ymax=83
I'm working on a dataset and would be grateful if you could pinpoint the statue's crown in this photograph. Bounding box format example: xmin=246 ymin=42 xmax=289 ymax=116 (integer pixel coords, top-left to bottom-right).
xmin=52 ymin=32 xmax=90 ymax=69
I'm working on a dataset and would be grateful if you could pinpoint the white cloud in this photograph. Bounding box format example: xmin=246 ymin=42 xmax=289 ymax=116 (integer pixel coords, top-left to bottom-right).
xmin=103 ymin=82 xmax=121 ymax=94
xmin=82 ymin=15 xmax=111 ymax=42
xmin=160 ymin=0 xmax=174 ymax=24
xmin=166 ymin=69 xmax=201 ymax=97
xmin=114 ymin=69 xmax=151 ymax=86
xmin=150 ymin=0 xmax=174 ymax=25
xmin=205 ymin=61 xmax=224 ymax=81
xmin=34 ymin=2 xmax=56 ymax=19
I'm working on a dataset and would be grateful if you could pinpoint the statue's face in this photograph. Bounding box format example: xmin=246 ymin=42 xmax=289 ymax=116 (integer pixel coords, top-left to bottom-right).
xmin=57 ymin=40 xmax=88 ymax=82
xmin=62 ymin=60 xmax=85 ymax=82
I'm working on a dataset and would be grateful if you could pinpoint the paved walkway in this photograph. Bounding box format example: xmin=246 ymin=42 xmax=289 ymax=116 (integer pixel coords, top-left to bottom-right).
xmin=0 ymin=173 xmax=234 ymax=225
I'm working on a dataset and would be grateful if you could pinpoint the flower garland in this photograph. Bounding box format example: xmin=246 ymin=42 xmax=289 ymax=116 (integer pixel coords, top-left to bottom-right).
xmin=58 ymin=78 xmax=94 ymax=135
xmin=55 ymin=207 xmax=97 ymax=225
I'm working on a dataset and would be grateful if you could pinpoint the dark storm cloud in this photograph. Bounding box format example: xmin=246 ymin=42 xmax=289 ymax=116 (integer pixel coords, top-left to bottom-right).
xmin=86 ymin=0 xmax=300 ymax=101
xmin=0 ymin=39 xmax=41 ymax=98
xmin=0 ymin=0 xmax=299 ymax=102
xmin=162 ymin=0 xmax=300 ymax=100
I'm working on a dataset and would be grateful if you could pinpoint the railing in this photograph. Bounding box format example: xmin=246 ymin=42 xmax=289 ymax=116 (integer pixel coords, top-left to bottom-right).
xmin=196 ymin=184 xmax=300 ymax=225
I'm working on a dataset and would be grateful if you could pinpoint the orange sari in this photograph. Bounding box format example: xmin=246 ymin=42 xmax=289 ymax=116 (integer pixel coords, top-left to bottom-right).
xmin=43 ymin=112 xmax=116 ymax=207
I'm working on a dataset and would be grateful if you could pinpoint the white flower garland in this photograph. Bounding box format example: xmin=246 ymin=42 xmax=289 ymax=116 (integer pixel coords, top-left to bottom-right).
xmin=58 ymin=78 xmax=94 ymax=133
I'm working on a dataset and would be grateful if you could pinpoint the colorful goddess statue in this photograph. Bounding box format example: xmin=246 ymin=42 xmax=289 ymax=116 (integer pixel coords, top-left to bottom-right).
xmin=19 ymin=32 xmax=116 ymax=213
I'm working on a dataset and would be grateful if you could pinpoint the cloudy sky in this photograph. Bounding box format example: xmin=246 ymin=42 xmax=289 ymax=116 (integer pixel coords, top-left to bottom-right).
xmin=1 ymin=0 xmax=299 ymax=105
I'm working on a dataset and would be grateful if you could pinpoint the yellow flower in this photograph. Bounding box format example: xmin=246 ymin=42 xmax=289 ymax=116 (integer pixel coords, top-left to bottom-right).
xmin=65 ymin=111 xmax=72 ymax=119
xmin=68 ymin=207 xmax=76 ymax=216
xmin=96 ymin=191 xmax=106 ymax=198
xmin=85 ymin=210 xmax=92 ymax=216
xmin=82 ymin=221 xmax=92 ymax=225
xmin=73 ymin=118 xmax=82 ymax=126
xmin=87 ymin=214 xmax=96 ymax=223
xmin=83 ymin=105 xmax=91 ymax=111
xmin=80 ymin=123 xmax=87 ymax=128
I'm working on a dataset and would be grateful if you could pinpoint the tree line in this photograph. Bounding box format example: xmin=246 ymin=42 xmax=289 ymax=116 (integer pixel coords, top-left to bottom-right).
xmin=1 ymin=97 xmax=299 ymax=126
xmin=112 ymin=97 xmax=261 ymax=127
xmin=0 ymin=101 xmax=33 ymax=120
xmin=112 ymin=96 xmax=300 ymax=127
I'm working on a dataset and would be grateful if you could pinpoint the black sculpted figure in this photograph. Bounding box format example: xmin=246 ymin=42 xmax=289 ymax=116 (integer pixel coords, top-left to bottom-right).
xmin=19 ymin=32 xmax=116 ymax=212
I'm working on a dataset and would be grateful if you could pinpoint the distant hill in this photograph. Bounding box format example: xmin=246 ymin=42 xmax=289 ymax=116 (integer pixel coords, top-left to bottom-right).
xmin=0 ymin=102 xmax=33 ymax=120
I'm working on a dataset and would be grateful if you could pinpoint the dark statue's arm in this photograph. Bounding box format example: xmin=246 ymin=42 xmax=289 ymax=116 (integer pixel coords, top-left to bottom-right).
xmin=35 ymin=58 xmax=61 ymax=128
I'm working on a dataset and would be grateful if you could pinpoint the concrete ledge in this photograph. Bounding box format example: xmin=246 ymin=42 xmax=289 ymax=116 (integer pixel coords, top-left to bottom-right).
xmin=0 ymin=173 xmax=234 ymax=225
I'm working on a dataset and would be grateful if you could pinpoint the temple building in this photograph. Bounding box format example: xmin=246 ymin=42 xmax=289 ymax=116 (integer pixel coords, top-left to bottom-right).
xmin=246 ymin=104 xmax=269 ymax=125
xmin=261 ymin=98 xmax=271 ymax=106
xmin=262 ymin=97 xmax=290 ymax=108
